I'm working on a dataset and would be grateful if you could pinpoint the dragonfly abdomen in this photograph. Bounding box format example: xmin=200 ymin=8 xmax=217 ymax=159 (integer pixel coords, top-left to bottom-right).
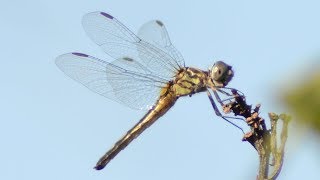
xmin=95 ymin=93 xmax=177 ymax=170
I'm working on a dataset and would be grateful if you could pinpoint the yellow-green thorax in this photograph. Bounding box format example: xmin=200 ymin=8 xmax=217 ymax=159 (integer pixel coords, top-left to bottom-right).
xmin=170 ymin=67 xmax=209 ymax=97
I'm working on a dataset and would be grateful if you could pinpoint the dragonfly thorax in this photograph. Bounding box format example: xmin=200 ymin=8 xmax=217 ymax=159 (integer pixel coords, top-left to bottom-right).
xmin=171 ymin=67 xmax=208 ymax=97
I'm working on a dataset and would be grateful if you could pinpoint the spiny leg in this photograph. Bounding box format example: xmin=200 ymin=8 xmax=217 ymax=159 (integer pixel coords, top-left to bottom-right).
xmin=212 ymin=90 xmax=245 ymax=122
xmin=215 ymin=88 xmax=246 ymax=104
xmin=217 ymin=87 xmax=245 ymax=97
xmin=206 ymin=90 xmax=245 ymax=134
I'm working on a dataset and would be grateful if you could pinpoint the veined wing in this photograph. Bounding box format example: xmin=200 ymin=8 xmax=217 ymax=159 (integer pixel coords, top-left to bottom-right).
xmin=82 ymin=11 xmax=184 ymax=79
xmin=138 ymin=20 xmax=185 ymax=68
xmin=56 ymin=53 xmax=168 ymax=110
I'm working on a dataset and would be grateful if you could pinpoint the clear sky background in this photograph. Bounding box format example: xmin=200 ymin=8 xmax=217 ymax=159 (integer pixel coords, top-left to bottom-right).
xmin=1 ymin=0 xmax=320 ymax=179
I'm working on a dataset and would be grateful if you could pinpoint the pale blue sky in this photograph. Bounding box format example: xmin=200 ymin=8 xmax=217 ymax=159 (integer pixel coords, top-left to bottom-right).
xmin=1 ymin=0 xmax=320 ymax=179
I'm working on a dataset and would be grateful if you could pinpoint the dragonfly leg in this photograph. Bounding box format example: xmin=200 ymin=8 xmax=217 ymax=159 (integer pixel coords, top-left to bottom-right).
xmin=206 ymin=90 xmax=245 ymax=134
xmin=218 ymin=87 xmax=245 ymax=97
xmin=212 ymin=89 xmax=224 ymax=106
xmin=212 ymin=90 xmax=245 ymax=121
xmin=215 ymin=88 xmax=246 ymax=104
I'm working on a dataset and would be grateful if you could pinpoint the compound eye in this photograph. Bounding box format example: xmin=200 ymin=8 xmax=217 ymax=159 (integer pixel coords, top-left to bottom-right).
xmin=211 ymin=61 xmax=228 ymax=81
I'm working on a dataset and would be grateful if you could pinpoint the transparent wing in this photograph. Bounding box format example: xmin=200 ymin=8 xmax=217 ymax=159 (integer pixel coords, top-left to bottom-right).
xmin=55 ymin=52 xmax=168 ymax=110
xmin=138 ymin=20 xmax=185 ymax=67
xmin=82 ymin=11 xmax=184 ymax=79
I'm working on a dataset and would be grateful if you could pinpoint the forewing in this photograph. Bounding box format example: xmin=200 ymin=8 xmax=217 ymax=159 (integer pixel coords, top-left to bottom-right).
xmin=138 ymin=20 xmax=185 ymax=68
xmin=82 ymin=11 xmax=183 ymax=79
xmin=55 ymin=53 xmax=167 ymax=110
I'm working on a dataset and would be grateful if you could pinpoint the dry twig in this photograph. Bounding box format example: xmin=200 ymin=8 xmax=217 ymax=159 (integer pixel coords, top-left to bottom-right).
xmin=221 ymin=89 xmax=291 ymax=179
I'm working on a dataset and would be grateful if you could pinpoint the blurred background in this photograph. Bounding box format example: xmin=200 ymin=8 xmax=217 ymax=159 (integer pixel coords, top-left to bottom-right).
xmin=1 ymin=0 xmax=319 ymax=179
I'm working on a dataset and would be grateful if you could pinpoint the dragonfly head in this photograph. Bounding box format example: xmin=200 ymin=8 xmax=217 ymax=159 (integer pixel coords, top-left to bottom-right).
xmin=209 ymin=61 xmax=234 ymax=86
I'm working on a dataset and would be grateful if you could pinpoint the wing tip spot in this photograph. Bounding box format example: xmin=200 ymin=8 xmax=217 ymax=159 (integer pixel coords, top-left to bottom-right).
xmin=72 ymin=52 xmax=89 ymax=57
xmin=100 ymin=12 xmax=114 ymax=19
xmin=156 ymin=20 xmax=164 ymax=27
xmin=123 ymin=57 xmax=134 ymax=62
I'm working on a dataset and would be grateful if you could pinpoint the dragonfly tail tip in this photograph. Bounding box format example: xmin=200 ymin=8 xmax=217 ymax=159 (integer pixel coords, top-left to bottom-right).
xmin=94 ymin=164 xmax=105 ymax=170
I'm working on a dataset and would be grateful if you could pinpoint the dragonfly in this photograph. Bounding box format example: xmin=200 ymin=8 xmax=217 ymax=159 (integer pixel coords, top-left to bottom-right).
xmin=56 ymin=11 xmax=244 ymax=170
